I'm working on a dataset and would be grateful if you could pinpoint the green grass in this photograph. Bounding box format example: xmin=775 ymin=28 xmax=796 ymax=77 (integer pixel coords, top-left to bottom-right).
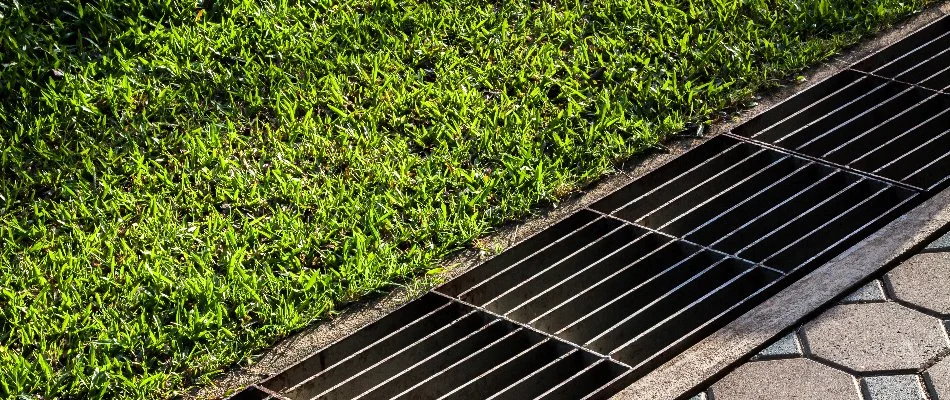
xmin=0 ymin=0 xmax=932 ymax=397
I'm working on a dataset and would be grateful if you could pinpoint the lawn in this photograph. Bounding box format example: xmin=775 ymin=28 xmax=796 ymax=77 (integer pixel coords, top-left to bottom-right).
xmin=0 ymin=0 xmax=933 ymax=397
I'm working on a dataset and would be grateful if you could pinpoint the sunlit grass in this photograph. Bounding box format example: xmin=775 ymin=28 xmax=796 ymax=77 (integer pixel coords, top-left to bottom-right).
xmin=0 ymin=0 xmax=931 ymax=397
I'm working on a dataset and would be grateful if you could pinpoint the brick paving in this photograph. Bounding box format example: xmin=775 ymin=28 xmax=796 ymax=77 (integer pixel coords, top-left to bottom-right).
xmin=698 ymin=230 xmax=950 ymax=400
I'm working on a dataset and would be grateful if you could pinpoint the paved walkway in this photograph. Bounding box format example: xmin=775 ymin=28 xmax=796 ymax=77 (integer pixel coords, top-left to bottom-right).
xmin=695 ymin=229 xmax=950 ymax=400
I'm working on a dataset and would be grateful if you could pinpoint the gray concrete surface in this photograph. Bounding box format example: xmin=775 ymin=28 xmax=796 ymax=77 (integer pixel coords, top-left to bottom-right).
xmin=863 ymin=375 xmax=928 ymax=400
xmin=752 ymin=332 xmax=802 ymax=360
xmin=841 ymin=280 xmax=888 ymax=304
xmin=927 ymin=231 xmax=950 ymax=252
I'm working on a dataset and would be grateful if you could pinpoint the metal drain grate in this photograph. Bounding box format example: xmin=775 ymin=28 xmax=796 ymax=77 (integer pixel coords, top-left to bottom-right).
xmin=733 ymin=70 xmax=950 ymax=191
xmin=853 ymin=15 xmax=950 ymax=92
xmin=590 ymin=136 xmax=919 ymax=274
xmin=230 ymin=17 xmax=950 ymax=400
xmin=246 ymin=293 xmax=628 ymax=400
xmin=437 ymin=209 xmax=783 ymax=371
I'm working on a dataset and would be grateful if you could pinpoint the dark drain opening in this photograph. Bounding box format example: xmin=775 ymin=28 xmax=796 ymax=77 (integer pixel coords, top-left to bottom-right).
xmin=437 ymin=210 xmax=604 ymax=300
xmin=592 ymin=136 xmax=918 ymax=274
xmin=608 ymin=266 xmax=780 ymax=371
xmin=258 ymin=293 xmax=452 ymax=393
xmin=735 ymin=57 xmax=950 ymax=191
xmin=854 ymin=15 xmax=950 ymax=92
xmin=256 ymin=293 xmax=625 ymax=400
xmin=438 ymin=209 xmax=786 ymax=371
xmin=508 ymin=237 xmax=695 ymax=326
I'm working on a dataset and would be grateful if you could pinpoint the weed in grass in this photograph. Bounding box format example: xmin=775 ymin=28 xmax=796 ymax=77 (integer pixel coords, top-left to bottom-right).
xmin=0 ymin=0 xmax=931 ymax=397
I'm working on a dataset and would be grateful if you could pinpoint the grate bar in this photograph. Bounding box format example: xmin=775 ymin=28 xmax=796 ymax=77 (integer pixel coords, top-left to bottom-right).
xmin=660 ymin=160 xmax=816 ymax=237
xmin=334 ymin=319 xmax=510 ymax=400
xmin=604 ymin=217 xmax=790 ymax=277
xmin=901 ymin=145 xmax=950 ymax=190
xmin=451 ymin=216 xmax=622 ymax=304
xmin=853 ymin=15 xmax=950 ymax=93
xmin=294 ymin=311 xmax=489 ymax=399
xmin=565 ymin=256 xmax=739 ymax=346
xmin=730 ymin=179 xmax=875 ymax=262
xmin=258 ymin=293 xmax=452 ymax=392
xmin=485 ymin=349 xmax=588 ymax=400
xmin=369 ymin=326 xmax=526 ymax=400
xmin=610 ymin=146 xmax=771 ymax=221
xmin=755 ymin=78 xmax=892 ymax=144
xmin=733 ymin=71 xmax=877 ymax=138
xmin=812 ymin=91 xmax=945 ymax=159
xmin=845 ymin=105 xmax=950 ymax=168
xmin=459 ymin=221 xmax=627 ymax=306
xmin=588 ymin=137 xmax=743 ymax=213
xmin=866 ymin=28 xmax=950 ymax=75
xmin=780 ymin=84 xmax=916 ymax=150
xmin=438 ymin=339 xmax=564 ymax=400
xmin=629 ymin=151 xmax=788 ymax=227
xmin=695 ymin=171 xmax=857 ymax=251
xmin=579 ymin=259 xmax=761 ymax=354
xmin=726 ymin=132 xmax=923 ymax=191
xmin=876 ymin=127 xmax=950 ymax=177
xmin=429 ymin=292 xmax=618 ymax=361
xmin=680 ymin=162 xmax=834 ymax=241
xmin=386 ymin=328 xmax=538 ymax=400
xmin=754 ymin=184 xmax=901 ymax=270
xmin=436 ymin=211 xmax=602 ymax=297
xmin=506 ymin=233 xmax=678 ymax=322
xmin=278 ymin=300 xmax=470 ymax=396
xmin=856 ymin=69 xmax=950 ymax=93
xmin=483 ymin=226 xmax=655 ymax=315
xmin=534 ymin=359 xmax=626 ymax=400
xmin=918 ymin=63 xmax=950 ymax=91
xmin=527 ymin=242 xmax=702 ymax=333
xmin=651 ymin=156 xmax=806 ymax=233
xmin=858 ymin=47 xmax=950 ymax=93
xmin=889 ymin=46 xmax=950 ymax=88
xmin=767 ymin=190 xmax=919 ymax=273
xmin=609 ymin=267 xmax=781 ymax=368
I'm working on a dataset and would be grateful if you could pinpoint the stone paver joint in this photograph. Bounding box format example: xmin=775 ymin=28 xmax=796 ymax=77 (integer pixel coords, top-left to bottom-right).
xmin=926 ymin=356 xmax=949 ymax=400
xmin=926 ymin=231 xmax=950 ymax=252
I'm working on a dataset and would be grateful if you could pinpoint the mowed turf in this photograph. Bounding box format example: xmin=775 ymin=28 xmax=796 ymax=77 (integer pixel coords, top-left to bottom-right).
xmin=0 ymin=0 xmax=932 ymax=397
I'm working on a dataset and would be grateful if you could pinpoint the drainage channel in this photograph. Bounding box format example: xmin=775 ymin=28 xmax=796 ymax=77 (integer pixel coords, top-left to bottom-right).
xmin=230 ymin=14 xmax=950 ymax=400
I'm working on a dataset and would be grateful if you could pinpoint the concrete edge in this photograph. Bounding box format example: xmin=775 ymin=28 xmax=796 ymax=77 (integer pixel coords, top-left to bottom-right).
xmin=194 ymin=3 xmax=950 ymax=398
